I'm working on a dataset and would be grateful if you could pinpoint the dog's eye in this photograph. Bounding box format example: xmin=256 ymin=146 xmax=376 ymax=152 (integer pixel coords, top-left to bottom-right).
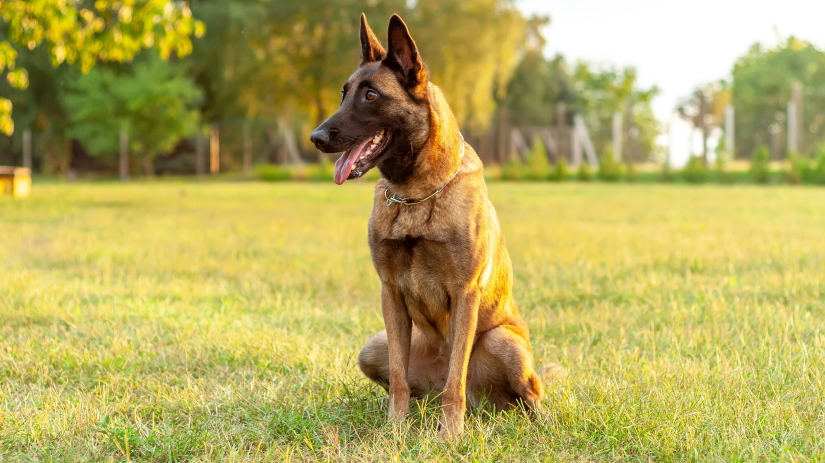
xmin=365 ymin=90 xmax=378 ymax=101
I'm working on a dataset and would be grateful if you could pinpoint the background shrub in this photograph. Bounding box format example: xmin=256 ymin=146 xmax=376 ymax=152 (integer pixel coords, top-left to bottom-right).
xmin=501 ymin=157 xmax=524 ymax=181
xmin=523 ymin=138 xmax=552 ymax=181
xmin=682 ymin=155 xmax=708 ymax=184
xmin=750 ymin=145 xmax=771 ymax=184
xmin=577 ymin=162 xmax=592 ymax=182
xmin=254 ymin=164 xmax=292 ymax=181
xmin=552 ymin=157 xmax=569 ymax=182
xmin=598 ymin=151 xmax=621 ymax=182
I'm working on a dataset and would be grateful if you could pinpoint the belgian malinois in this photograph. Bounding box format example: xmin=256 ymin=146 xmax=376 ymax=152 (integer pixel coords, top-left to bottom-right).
xmin=311 ymin=13 xmax=552 ymax=439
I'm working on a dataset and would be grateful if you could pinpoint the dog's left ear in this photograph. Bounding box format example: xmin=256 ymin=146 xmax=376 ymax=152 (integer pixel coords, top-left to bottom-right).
xmin=384 ymin=14 xmax=428 ymax=90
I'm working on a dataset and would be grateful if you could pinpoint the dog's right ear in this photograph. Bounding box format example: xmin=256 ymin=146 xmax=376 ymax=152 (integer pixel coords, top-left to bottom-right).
xmin=360 ymin=13 xmax=386 ymax=63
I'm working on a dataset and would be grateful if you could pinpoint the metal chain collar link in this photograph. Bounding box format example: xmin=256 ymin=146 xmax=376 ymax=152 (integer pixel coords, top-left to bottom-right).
xmin=385 ymin=133 xmax=465 ymax=207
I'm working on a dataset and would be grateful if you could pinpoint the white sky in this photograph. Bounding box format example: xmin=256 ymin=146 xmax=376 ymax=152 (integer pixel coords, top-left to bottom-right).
xmin=517 ymin=0 xmax=825 ymax=165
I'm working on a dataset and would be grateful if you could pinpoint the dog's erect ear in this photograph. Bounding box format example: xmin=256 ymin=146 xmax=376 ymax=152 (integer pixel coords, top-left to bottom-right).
xmin=384 ymin=14 xmax=428 ymax=89
xmin=360 ymin=14 xmax=386 ymax=63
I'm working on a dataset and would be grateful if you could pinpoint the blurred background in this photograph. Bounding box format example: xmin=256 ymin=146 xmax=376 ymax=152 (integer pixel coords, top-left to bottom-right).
xmin=2 ymin=0 xmax=825 ymax=184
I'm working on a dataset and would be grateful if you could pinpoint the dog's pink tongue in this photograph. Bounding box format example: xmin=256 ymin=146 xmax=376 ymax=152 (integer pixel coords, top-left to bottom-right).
xmin=333 ymin=137 xmax=372 ymax=185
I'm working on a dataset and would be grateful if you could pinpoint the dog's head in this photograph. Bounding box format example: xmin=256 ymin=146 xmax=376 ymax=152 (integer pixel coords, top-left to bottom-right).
xmin=310 ymin=14 xmax=431 ymax=185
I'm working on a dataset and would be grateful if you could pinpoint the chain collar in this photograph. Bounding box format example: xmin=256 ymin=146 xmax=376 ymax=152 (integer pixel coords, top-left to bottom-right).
xmin=385 ymin=133 xmax=465 ymax=207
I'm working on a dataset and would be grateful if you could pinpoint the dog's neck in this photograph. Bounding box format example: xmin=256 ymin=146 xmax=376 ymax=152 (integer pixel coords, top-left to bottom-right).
xmin=382 ymin=83 xmax=465 ymax=199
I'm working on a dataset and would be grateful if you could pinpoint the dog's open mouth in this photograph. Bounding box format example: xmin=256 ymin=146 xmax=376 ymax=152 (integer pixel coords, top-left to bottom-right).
xmin=333 ymin=129 xmax=391 ymax=184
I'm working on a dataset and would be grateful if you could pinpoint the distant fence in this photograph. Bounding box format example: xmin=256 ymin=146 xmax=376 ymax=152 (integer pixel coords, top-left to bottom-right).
xmin=0 ymin=103 xmax=692 ymax=177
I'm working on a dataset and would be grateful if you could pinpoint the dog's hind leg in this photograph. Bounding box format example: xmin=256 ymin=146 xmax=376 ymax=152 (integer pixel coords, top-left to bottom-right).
xmin=467 ymin=325 xmax=544 ymax=412
xmin=358 ymin=326 xmax=447 ymax=399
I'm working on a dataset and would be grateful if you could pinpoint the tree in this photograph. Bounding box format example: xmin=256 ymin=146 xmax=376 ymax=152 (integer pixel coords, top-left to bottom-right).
xmin=501 ymin=53 xmax=576 ymax=126
xmin=183 ymin=0 xmax=527 ymax=156
xmin=676 ymin=81 xmax=731 ymax=164
xmin=574 ymin=63 xmax=660 ymax=162
xmin=499 ymin=15 xmax=576 ymax=127
xmin=731 ymin=37 xmax=825 ymax=159
xmin=61 ymin=54 xmax=201 ymax=176
xmin=0 ymin=0 xmax=204 ymax=134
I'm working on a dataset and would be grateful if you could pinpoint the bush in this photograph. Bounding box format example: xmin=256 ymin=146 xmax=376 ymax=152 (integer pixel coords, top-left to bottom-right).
xmin=625 ymin=161 xmax=638 ymax=182
xmin=660 ymin=158 xmax=674 ymax=183
xmin=501 ymin=157 xmax=524 ymax=181
xmin=682 ymin=155 xmax=708 ymax=184
xmin=715 ymin=155 xmax=730 ymax=184
xmin=715 ymin=138 xmax=730 ymax=184
xmin=577 ymin=163 xmax=592 ymax=182
xmin=750 ymin=145 xmax=771 ymax=184
xmin=523 ymin=138 xmax=552 ymax=181
xmin=598 ymin=151 xmax=621 ymax=182
xmin=786 ymin=151 xmax=807 ymax=185
xmin=483 ymin=164 xmax=502 ymax=181
xmin=812 ymin=144 xmax=825 ymax=185
xmin=307 ymin=157 xmax=334 ymax=182
xmin=254 ymin=164 xmax=292 ymax=181
xmin=551 ymin=157 xmax=569 ymax=182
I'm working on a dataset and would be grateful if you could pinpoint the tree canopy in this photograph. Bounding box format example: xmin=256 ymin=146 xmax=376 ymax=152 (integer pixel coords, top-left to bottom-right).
xmin=731 ymin=38 xmax=825 ymax=158
xmin=2 ymin=0 xmax=669 ymax=171
xmin=61 ymin=53 xmax=201 ymax=175
xmin=0 ymin=0 xmax=204 ymax=134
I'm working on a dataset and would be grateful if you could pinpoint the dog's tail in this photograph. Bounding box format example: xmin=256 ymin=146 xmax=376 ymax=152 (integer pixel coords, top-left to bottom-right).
xmin=538 ymin=362 xmax=569 ymax=385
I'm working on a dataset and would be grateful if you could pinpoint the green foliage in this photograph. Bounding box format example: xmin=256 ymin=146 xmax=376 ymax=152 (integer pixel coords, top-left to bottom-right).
xmin=577 ymin=162 xmax=592 ymax=182
xmin=523 ymin=138 xmax=551 ymax=180
xmin=500 ymin=47 xmax=660 ymax=162
xmin=597 ymin=151 xmax=621 ymax=182
xmin=0 ymin=0 xmax=203 ymax=135
xmin=306 ymin=156 xmax=335 ymax=182
xmin=812 ymin=144 xmax=825 ymax=185
xmin=682 ymin=156 xmax=708 ymax=184
xmin=61 ymin=54 xmax=201 ymax=173
xmin=502 ymin=51 xmax=575 ymax=126
xmin=575 ymin=64 xmax=660 ymax=162
xmin=501 ymin=157 xmax=524 ymax=181
xmin=660 ymin=157 xmax=674 ymax=183
xmin=732 ymin=38 xmax=825 ymax=159
xmin=750 ymin=145 xmax=771 ymax=184
xmin=254 ymin=163 xmax=292 ymax=182
xmin=207 ymin=0 xmax=527 ymax=131
xmin=714 ymin=136 xmax=731 ymax=183
xmin=625 ymin=161 xmax=638 ymax=183
xmin=552 ymin=157 xmax=569 ymax=182
xmin=786 ymin=151 xmax=807 ymax=185
xmin=716 ymin=157 xmax=729 ymax=185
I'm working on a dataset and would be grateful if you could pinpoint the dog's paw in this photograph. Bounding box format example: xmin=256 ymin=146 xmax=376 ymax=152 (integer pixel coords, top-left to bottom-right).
xmin=387 ymin=396 xmax=410 ymax=421
xmin=437 ymin=422 xmax=463 ymax=440
xmin=437 ymin=413 xmax=464 ymax=440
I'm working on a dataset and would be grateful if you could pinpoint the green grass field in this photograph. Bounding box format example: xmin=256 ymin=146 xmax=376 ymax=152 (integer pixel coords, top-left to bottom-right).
xmin=2 ymin=182 xmax=824 ymax=462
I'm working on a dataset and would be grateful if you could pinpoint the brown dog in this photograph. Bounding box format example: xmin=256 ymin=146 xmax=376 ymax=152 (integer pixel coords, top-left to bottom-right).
xmin=311 ymin=14 xmax=547 ymax=439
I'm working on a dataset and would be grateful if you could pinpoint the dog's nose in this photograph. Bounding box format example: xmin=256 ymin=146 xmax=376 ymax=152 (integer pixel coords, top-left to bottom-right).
xmin=310 ymin=129 xmax=329 ymax=149
xmin=310 ymin=127 xmax=338 ymax=150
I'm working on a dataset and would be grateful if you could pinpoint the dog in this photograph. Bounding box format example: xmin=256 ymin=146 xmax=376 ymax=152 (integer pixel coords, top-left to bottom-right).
xmin=311 ymin=13 xmax=551 ymax=439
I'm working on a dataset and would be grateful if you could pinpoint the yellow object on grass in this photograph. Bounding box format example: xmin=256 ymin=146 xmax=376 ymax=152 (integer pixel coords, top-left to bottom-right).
xmin=0 ymin=166 xmax=31 ymax=198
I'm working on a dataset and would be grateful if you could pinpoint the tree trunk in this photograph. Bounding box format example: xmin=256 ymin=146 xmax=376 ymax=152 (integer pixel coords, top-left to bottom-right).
xmin=143 ymin=152 xmax=155 ymax=178
xmin=316 ymin=94 xmax=327 ymax=128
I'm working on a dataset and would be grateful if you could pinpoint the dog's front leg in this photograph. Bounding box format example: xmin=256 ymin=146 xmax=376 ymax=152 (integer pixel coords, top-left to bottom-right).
xmin=438 ymin=288 xmax=480 ymax=439
xmin=381 ymin=284 xmax=412 ymax=420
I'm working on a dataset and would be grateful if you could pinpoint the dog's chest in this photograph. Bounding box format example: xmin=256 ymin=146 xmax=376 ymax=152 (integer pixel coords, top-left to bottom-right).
xmin=371 ymin=232 xmax=457 ymax=338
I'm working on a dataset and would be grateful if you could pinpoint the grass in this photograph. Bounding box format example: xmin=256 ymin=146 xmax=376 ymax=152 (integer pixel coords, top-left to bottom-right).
xmin=1 ymin=181 xmax=824 ymax=462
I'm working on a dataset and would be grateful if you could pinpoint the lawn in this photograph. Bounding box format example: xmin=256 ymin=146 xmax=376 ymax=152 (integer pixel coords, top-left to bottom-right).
xmin=1 ymin=181 xmax=824 ymax=462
